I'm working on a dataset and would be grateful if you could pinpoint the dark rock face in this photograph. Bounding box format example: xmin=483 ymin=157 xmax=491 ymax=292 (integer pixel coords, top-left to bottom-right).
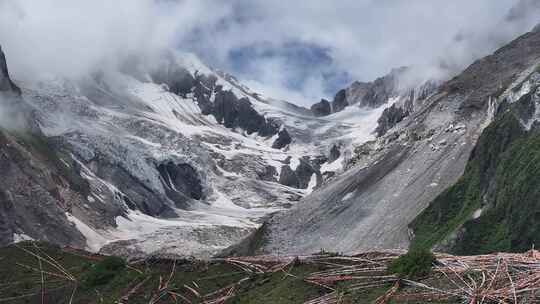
xmin=193 ymin=73 xmax=218 ymax=115
xmin=311 ymin=99 xmax=332 ymax=116
xmin=259 ymin=165 xmax=278 ymax=182
xmin=92 ymin=159 xmax=173 ymax=216
xmin=372 ymin=80 xmax=439 ymax=137
xmin=151 ymin=65 xmax=195 ymax=97
xmin=279 ymin=165 xmax=300 ymax=188
xmin=154 ymin=62 xmax=292 ymax=143
xmin=213 ymin=90 xmax=239 ymax=127
xmin=359 ymin=67 xmax=406 ymax=108
xmin=272 ymin=129 xmax=292 ymax=149
xmin=0 ymin=45 xmax=21 ymax=95
xmin=0 ymin=132 xmax=90 ymax=247
xmin=203 ymin=90 xmax=280 ymax=137
xmin=295 ymin=158 xmax=320 ymax=189
xmin=375 ymin=104 xmax=409 ymax=137
xmin=328 ymin=144 xmax=341 ymax=163
xmin=316 ymin=66 xmax=408 ymax=116
xmin=345 ymin=81 xmax=370 ymax=104
xmin=236 ymin=97 xmax=268 ymax=134
xmin=278 ymin=157 xmax=323 ymax=190
xmin=157 ymin=162 xmax=203 ymax=205
xmin=331 ymin=89 xmax=349 ymax=113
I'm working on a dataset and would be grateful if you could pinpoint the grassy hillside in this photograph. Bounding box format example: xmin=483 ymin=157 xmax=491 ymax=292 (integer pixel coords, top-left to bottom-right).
xmin=411 ymin=93 xmax=540 ymax=254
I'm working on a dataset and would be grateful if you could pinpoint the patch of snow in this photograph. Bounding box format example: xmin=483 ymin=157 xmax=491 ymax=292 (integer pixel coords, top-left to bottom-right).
xmin=66 ymin=213 xmax=108 ymax=252
xmin=342 ymin=192 xmax=355 ymax=201
xmin=290 ymin=157 xmax=301 ymax=170
xmin=473 ymin=208 xmax=483 ymax=219
xmin=321 ymin=156 xmax=344 ymax=173
xmin=481 ymin=96 xmax=498 ymax=130
xmin=306 ymin=173 xmax=317 ymax=193
xmin=125 ymin=135 xmax=162 ymax=148
xmin=12 ymin=233 xmax=34 ymax=243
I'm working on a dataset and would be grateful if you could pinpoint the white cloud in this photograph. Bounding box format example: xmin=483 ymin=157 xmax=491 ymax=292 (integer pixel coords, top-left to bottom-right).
xmin=0 ymin=0 xmax=538 ymax=106
xmin=0 ymin=0 xmax=230 ymax=80
xmin=183 ymin=0 xmax=539 ymax=105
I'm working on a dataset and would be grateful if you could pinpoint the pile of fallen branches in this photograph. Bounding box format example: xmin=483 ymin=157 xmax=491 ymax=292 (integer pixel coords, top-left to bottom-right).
xmin=11 ymin=242 xmax=540 ymax=304
xmin=3 ymin=243 xmax=78 ymax=304
xmin=216 ymin=251 xmax=403 ymax=303
xmin=406 ymin=250 xmax=540 ymax=303
xmin=216 ymin=250 xmax=540 ymax=304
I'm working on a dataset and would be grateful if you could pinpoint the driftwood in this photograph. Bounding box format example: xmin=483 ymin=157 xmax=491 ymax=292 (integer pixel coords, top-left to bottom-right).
xmin=10 ymin=243 xmax=540 ymax=304
xmin=214 ymin=250 xmax=540 ymax=304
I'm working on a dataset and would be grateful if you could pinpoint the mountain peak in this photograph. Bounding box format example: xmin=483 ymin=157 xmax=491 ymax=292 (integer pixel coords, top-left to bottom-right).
xmin=0 ymin=45 xmax=21 ymax=95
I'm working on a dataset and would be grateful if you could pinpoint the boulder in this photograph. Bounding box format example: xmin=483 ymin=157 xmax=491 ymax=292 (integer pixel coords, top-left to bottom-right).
xmin=272 ymin=129 xmax=292 ymax=149
xmin=311 ymin=99 xmax=332 ymax=116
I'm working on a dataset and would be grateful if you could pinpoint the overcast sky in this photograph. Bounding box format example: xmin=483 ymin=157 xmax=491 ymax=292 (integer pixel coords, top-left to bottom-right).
xmin=0 ymin=0 xmax=539 ymax=106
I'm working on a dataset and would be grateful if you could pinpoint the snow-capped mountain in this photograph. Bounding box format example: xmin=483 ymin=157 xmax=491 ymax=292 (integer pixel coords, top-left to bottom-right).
xmin=1 ymin=42 xmax=432 ymax=258
xmin=4 ymin=17 xmax=540 ymax=260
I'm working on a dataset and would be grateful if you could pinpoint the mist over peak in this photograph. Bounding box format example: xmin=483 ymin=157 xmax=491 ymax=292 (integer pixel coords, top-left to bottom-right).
xmin=0 ymin=0 xmax=539 ymax=106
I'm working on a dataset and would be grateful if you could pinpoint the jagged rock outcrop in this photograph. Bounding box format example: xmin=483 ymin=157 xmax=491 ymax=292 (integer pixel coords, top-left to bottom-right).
xmin=272 ymin=129 xmax=292 ymax=149
xmin=295 ymin=158 xmax=321 ymax=189
xmin=157 ymin=161 xmax=203 ymax=207
xmin=373 ymin=80 xmax=440 ymax=137
xmin=310 ymin=99 xmax=331 ymax=116
xmin=279 ymin=165 xmax=300 ymax=188
xmin=208 ymin=91 xmax=280 ymax=136
xmin=328 ymin=144 xmax=341 ymax=163
xmin=151 ymin=65 xmax=195 ymax=97
xmin=331 ymin=89 xmax=349 ymax=113
xmin=278 ymin=157 xmax=322 ymax=190
xmin=0 ymin=45 xmax=20 ymax=95
xmin=375 ymin=104 xmax=409 ymax=137
xmin=150 ymin=58 xmax=291 ymax=141
xmin=358 ymin=67 xmax=407 ymax=108
xmin=310 ymin=67 xmax=409 ymax=117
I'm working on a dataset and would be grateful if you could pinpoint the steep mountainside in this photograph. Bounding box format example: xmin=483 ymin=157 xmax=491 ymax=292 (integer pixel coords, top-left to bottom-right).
xmin=411 ymin=67 xmax=540 ymax=255
xmin=263 ymin=27 xmax=540 ymax=256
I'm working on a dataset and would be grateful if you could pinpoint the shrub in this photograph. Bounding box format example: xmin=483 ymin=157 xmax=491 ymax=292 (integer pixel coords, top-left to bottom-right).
xmin=82 ymin=256 xmax=126 ymax=287
xmin=388 ymin=248 xmax=436 ymax=279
